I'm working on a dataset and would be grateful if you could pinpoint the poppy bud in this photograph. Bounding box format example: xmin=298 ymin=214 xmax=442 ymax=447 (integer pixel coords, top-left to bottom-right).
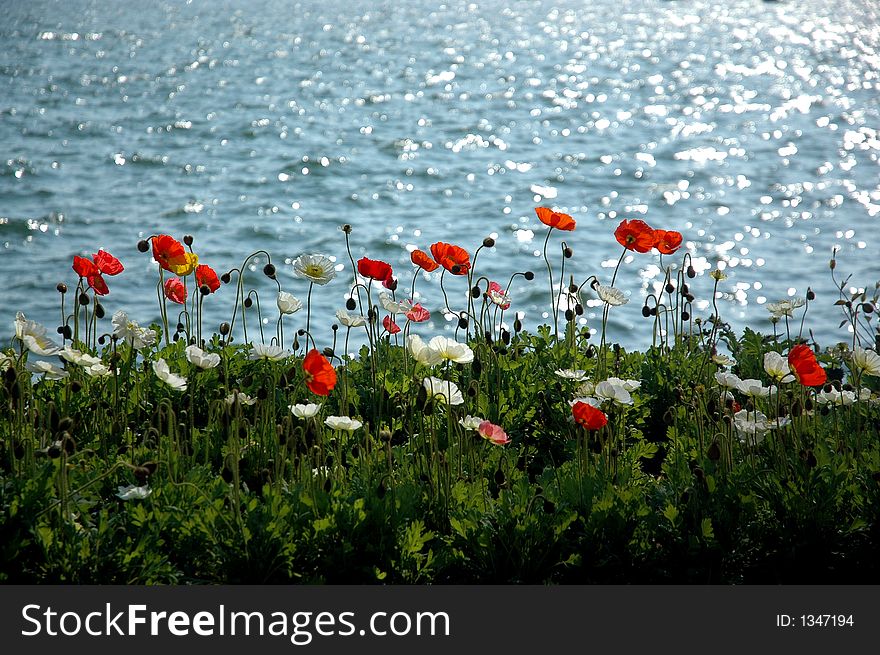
xmin=565 ymin=309 xmax=574 ymax=321
xmin=501 ymin=329 xmax=510 ymax=345
xmin=524 ymin=271 xmax=535 ymax=281
xmin=585 ymin=345 xmax=596 ymax=358
xmin=62 ymin=325 xmax=72 ymax=339
xmin=220 ymin=272 xmax=231 ymax=284
xmin=70 ymin=380 xmax=83 ymax=393
xmin=687 ymin=265 xmax=696 ymax=278
xmin=137 ymin=239 xmax=150 ymax=253
xmin=650 ymin=307 xmax=658 ymax=316
xmin=513 ymin=318 xmax=522 ymax=332
xmin=820 ymin=405 xmax=830 ymax=416
xmin=346 ymin=297 xmax=357 ymax=310
xmin=829 ymin=259 xmax=836 ymax=270
xmin=219 ymin=322 xmax=230 ymax=335
xmin=200 ymin=284 xmax=211 ymax=295
xmin=458 ymin=316 xmax=468 ymax=330
xmin=94 ymin=302 xmax=105 ymax=319
xmin=482 ymin=237 xmax=495 ymax=248
xmin=263 ymin=263 xmax=276 ymax=278
xmin=98 ymin=335 xmax=106 ymax=345
xmin=685 ymin=293 xmax=695 ymax=303
xmin=466 ymin=382 xmax=477 ymax=398
xmin=4 ymin=367 xmax=17 ymax=385
xmin=863 ymin=303 xmax=874 ymax=314
xmin=379 ymin=429 xmax=392 ymax=442
xmin=322 ymin=347 xmax=334 ymax=358
xmin=451 ymin=264 xmax=461 ymax=275
xmin=681 ymin=284 xmax=689 ymax=295
xmin=807 ymin=287 xmax=815 ymax=301
xmin=56 ymin=283 xmax=67 ymax=294
xmin=175 ymin=322 xmax=184 ymax=332
xmin=471 ymin=286 xmax=481 ymax=298
xmin=681 ymin=311 xmax=690 ymax=321
xmin=642 ymin=305 xmax=651 ymax=318
xmin=472 ymin=356 xmax=482 ymax=376
xmin=804 ymin=397 xmax=814 ymax=411
xmin=79 ymin=293 xmax=90 ymax=306
xmin=172 ymin=332 xmax=180 ymax=342
xmin=665 ymin=282 xmax=675 ymax=293
xmin=366 ymin=309 xmax=375 ymax=322
xmin=331 ymin=323 xmax=339 ymax=332
xmin=244 ymin=297 xmax=253 ymax=308
xmin=707 ymin=440 xmax=721 ymax=460
xmin=563 ymin=247 xmax=573 ymax=259
xmin=297 ymin=329 xmax=306 ymax=336
xmin=342 ymin=224 xmax=352 ymax=234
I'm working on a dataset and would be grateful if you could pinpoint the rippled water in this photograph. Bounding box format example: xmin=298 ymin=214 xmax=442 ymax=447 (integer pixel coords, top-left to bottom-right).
xmin=2 ymin=0 xmax=879 ymax=349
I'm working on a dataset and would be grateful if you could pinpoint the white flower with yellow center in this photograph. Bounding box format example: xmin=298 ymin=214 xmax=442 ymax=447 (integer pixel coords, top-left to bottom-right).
xmin=766 ymin=298 xmax=805 ymax=318
xmin=290 ymin=403 xmax=322 ymax=418
xmin=60 ymin=346 xmax=102 ymax=368
xmin=596 ymin=284 xmax=628 ymax=306
xmin=112 ymin=311 xmax=157 ymax=350
xmin=292 ymin=254 xmax=336 ymax=285
xmin=249 ymin=344 xmax=288 ymax=361
xmin=15 ymin=312 xmax=60 ymax=356
xmin=427 ymin=335 xmax=474 ymax=364
xmin=185 ymin=345 xmax=220 ymax=369
xmin=763 ymin=352 xmax=795 ymax=384
xmin=407 ymin=335 xmax=443 ymax=366
xmin=26 ymin=360 xmax=68 ymax=381
xmin=152 ymin=358 xmax=187 ymax=391
xmin=423 ymin=376 xmax=464 ymax=405
xmin=325 ymin=416 xmax=363 ymax=431
xmin=849 ymin=348 xmax=880 ymax=378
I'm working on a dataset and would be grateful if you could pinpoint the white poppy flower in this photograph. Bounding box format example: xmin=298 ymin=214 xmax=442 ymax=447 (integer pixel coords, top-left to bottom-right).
xmin=407 ymin=335 xmax=443 ymax=366
xmin=185 ymin=345 xmax=220 ymax=369
xmin=85 ymin=363 xmax=112 ymax=378
xmin=324 ymin=415 xmax=363 ymax=431
xmin=26 ymin=360 xmax=68 ymax=381
xmin=249 ymin=344 xmax=288 ymax=361
xmin=733 ymin=409 xmax=773 ymax=444
xmin=427 ymin=335 xmax=474 ymax=364
xmin=606 ymin=376 xmax=641 ymax=392
xmin=277 ymin=291 xmax=303 ymax=315
xmin=116 ymin=484 xmax=152 ymax=500
xmin=59 ymin=346 xmax=102 ymax=368
xmin=15 ymin=313 xmax=61 ymax=356
xmin=290 ymin=403 xmax=322 ymax=418
xmin=850 ymin=348 xmax=880 ymax=378
xmin=152 ymin=358 xmax=187 ymax=391
xmin=292 ymin=254 xmax=336 ymax=285
xmin=763 ymin=352 xmax=795 ymax=384
xmin=554 ymin=369 xmax=588 ymax=381
xmin=712 ymin=354 xmax=736 ymax=367
xmin=816 ymin=388 xmax=857 ymax=406
xmin=737 ymin=378 xmax=770 ymax=398
xmin=766 ymin=298 xmax=805 ymax=318
xmin=423 ymin=376 xmax=464 ymax=405
xmin=569 ymin=396 xmax=601 ymax=408
xmin=112 ymin=311 xmax=157 ymax=350
xmin=715 ymin=371 xmax=743 ymax=389
xmin=379 ymin=292 xmax=404 ymax=315
xmin=596 ymin=284 xmax=628 ymax=306
xmin=595 ymin=380 xmax=633 ymax=406
xmin=336 ymin=308 xmax=366 ymax=328
xmin=225 ymin=391 xmax=256 ymax=406
xmin=459 ymin=415 xmax=485 ymax=431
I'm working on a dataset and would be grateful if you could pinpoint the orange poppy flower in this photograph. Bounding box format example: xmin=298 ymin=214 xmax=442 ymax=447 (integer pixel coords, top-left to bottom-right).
xmin=535 ymin=207 xmax=576 ymax=231
xmin=358 ymin=257 xmax=393 ymax=282
xmin=571 ymin=401 xmax=608 ymax=430
xmin=788 ymin=344 xmax=826 ymax=387
xmin=164 ymin=277 xmax=187 ymax=304
xmin=72 ymin=255 xmax=110 ymax=295
xmin=411 ymin=249 xmax=439 ymax=272
xmin=430 ymin=242 xmax=471 ymax=275
xmin=152 ymin=235 xmax=188 ymax=272
xmin=614 ymin=219 xmax=655 ymax=253
xmin=653 ymin=230 xmax=683 ymax=255
xmin=168 ymin=251 xmax=199 ymax=277
xmin=196 ymin=264 xmax=220 ymax=293
xmin=303 ymin=349 xmax=337 ymax=396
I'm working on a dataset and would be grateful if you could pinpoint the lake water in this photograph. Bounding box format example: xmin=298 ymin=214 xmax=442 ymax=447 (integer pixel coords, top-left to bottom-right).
xmin=2 ymin=0 xmax=879 ymax=350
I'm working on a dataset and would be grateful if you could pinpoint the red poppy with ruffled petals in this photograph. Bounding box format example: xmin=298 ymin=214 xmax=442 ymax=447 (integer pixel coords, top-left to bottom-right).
xmin=535 ymin=207 xmax=576 ymax=231
xmin=430 ymin=242 xmax=471 ymax=275
xmin=152 ymin=235 xmax=188 ymax=272
xmin=164 ymin=277 xmax=187 ymax=304
xmin=303 ymin=349 xmax=337 ymax=396
xmin=788 ymin=344 xmax=827 ymax=387
xmin=88 ymin=274 xmax=109 ymax=296
xmin=614 ymin=219 xmax=655 ymax=253
xmin=195 ymin=264 xmax=220 ymax=293
xmin=358 ymin=257 xmax=393 ymax=283
xmin=93 ymin=249 xmax=124 ymax=275
xmin=411 ymin=249 xmax=439 ymax=272
xmin=653 ymin=230 xmax=683 ymax=255
xmin=383 ymin=315 xmax=401 ymax=334
xmin=572 ymin=401 xmax=608 ymax=430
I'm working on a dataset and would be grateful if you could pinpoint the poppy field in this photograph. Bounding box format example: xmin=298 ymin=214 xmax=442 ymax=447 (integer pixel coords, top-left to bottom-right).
xmin=2 ymin=209 xmax=880 ymax=583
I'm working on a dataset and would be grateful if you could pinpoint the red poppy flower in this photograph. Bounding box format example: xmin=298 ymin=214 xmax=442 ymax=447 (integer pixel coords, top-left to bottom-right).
xmin=535 ymin=207 xmax=576 ymax=231
xmin=72 ymin=256 xmax=110 ymax=295
xmin=164 ymin=277 xmax=187 ymax=304
xmin=405 ymin=303 xmax=430 ymax=323
xmin=93 ymin=249 xmax=124 ymax=275
xmin=571 ymin=401 xmax=608 ymax=431
xmin=358 ymin=257 xmax=393 ymax=283
xmin=383 ymin=315 xmax=401 ymax=334
xmin=788 ymin=344 xmax=827 ymax=387
xmin=411 ymin=249 xmax=439 ymax=272
xmin=73 ymin=256 xmax=99 ymax=278
xmin=152 ymin=235 xmax=188 ymax=272
xmin=303 ymin=349 xmax=337 ymax=396
xmin=614 ymin=219 xmax=655 ymax=253
xmin=430 ymin=242 xmax=471 ymax=275
xmin=195 ymin=264 xmax=220 ymax=293
xmin=652 ymin=230 xmax=683 ymax=255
